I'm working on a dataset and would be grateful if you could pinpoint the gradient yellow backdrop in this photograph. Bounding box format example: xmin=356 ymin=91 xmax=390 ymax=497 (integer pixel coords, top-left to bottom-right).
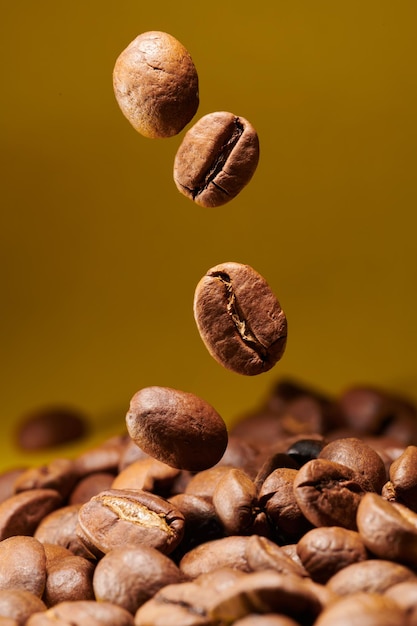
xmin=1 ymin=1 xmax=417 ymax=470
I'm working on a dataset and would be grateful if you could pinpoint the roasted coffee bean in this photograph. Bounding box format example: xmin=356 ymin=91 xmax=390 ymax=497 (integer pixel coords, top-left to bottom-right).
xmin=193 ymin=262 xmax=287 ymax=376
xmin=296 ymin=526 xmax=368 ymax=583
xmin=111 ymin=457 xmax=181 ymax=495
xmin=93 ymin=545 xmax=183 ymax=614
xmin=384 ymin=580 xmax=417 ymax=613
xmin=245 ymin=535 xmax=308 ymax=578
xmin=216 ymin=436 xmax=261 ymax=479
xmin=126 ymin=386 xmax=228 ymax=471
xmin=173 ymin=111 xmax=259 ymax=207
xmin=318 ymin=437 xmax=387 ymax=493
xmin=293 ymin=458 xmax=365 ymax=530
xmin=43 ymin=555 xmax=95 ymax=606
xmin=336 ymin=386 xmax=395 ymax=434
xmin=314 ymin=592 xmax=406 ymax=626
xmin=326 ymin=559 xmax=417 ymax=595
xmin=0 ymin=536 xmax=46 ymax=597
xmin=209 ymin=570 xmax=322 ymax=624
xmin=179 ymin=536 xmax=252 ymax=579
xmin=389 ymin=446 xmax=417 ymax=510
xmin=0 ymin=489 xmax=62 ymax=540
xmin=42 ymin=543 xmax=74 ymax=568
xmin=254 ymin=452 xmax=299 ymax=489
xmin=212 ymin=468 xmax=259 ymax=536
xmin=0 ymin=590 xmax=46 ymax=624
xmin=0 ymin=468 xmax=27 ymax=504
xmin=184 ymin=465 xmax=233 ymax=500
xmin=134 ymin=581 xmax=215 ymax=626
xmin=34 ymin=503 xmax=96 ymax=559
xmin=113 ymin=31 xmax=199 ymax=138
xmin=15 ymin=406 xmax=88 ymax=451
xmin=169 ymin=493 xmax=223 ymax=557
xmin=69 ymin=472 xmax=115 ymax=505
xmin=286 ymin=438 xmax=326 ymax=466
xmin=14 ymin=459 xmax=78 ymax=500
xmin=27 ymin=600 xmax=134 ymax=625
xmin=357 ymin=492 xmax=417 ymax=566
xmin=259 ymin=468 xmax=312 ymax=542
xmin=77 ymin=488 xmax=185 ymax=556
xmin=73 ymin=435 xmax=128 ymax=476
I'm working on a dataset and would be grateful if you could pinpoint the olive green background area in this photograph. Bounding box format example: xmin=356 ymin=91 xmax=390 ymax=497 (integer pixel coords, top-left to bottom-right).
xmin=1 ymin=2 xmax=417 ymax=470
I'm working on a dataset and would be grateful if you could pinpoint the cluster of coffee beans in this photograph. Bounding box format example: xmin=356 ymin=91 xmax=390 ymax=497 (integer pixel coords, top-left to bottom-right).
xmin=3 ymin=30 xmax=417 ymax=624
xmin=1 ymin=379 xmax=417 ymax=624
xmin=113 ymin=30 xmax=260 ymax=207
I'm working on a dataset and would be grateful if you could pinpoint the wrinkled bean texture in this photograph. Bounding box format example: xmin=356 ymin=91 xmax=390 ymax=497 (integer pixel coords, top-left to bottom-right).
xmin=173 ymin=111 xmax=259 ymax=207
xmin=194 ymin=262 xmax=287 ymax=376
xmin=113 ymin=31 xmax=199 ymax=138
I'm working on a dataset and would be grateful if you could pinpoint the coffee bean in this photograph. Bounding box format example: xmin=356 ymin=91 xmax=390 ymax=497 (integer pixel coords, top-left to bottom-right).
xmin=14 ymin=459 xmax=79 ymax=500
xmin=357 ymin=492 xmax=417 ymax=566
xmin=0 ymin=536 xmax=46 ymax=597
xmin=179 ymin=536 xmax=252 ymax=579
xmin=26 ymin=600 xmax=134 ymax=625
xmin=232 ymin=616 xmax=301 ymax=626
xmin=168 ymin=493 xmax=223 ymax=557
xmin=318 ymin=437 xmax=387 ymax=493
xmin=193 ymin=262 xmax=287 ymax=376
xmin=212 ymin=468 xmax=259 ymax=536
xmin=111 ymin=457 xmax=181 ymax=495
xmin=34 ymin=503 xmax=95 ymax=559
xmin=296 ymin=526 xmax=368 ymax=584
xmin=173 ymin=111 xmax=259 ymax=207
xmin=0 ymin=589 xmax=46 ymax=624
xmin=113 ymin=31 xmax=199 ymax=139
xmin=245 ymin=535 xmax=308 ymax=578
xmin=43 ymin=555 xmax=95 ymax=606
xmin=293 ymin=458 xmax=366 ymax=530
xmin=326 ymin=559 xmax=417 ymax=595
xmin=314 ymin=592 xmax=406 ymax=626
xmin=77 ymin=488 xmax=185 ymax=556
xmin=69 ymin=472 xmax=115 ymax=505
xmin=15 ymin=406 xmax=88 ymax=451
xmin=93 ymin=545 xmax=183 ymax=614
xmin=0 ymin=489 xmax=62 ymax=541
xmin=384 ymin=580 xmax=417 ymax=613
xmin=126 ymin=386 xmax=228 ymax=471
xmin=389 ymin=446 xmax=417 ymax=511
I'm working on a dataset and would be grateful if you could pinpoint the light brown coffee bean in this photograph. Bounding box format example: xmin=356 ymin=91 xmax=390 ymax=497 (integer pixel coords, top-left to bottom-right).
xmin=357 ymin=492 xmax=417 ymax=566
xmin=93 ymin=544 xmax=183 ymax=614
xmin=134 ymin=582 xmax=214 ymax=626
xmin=212 ymin=468 xmax=258 ymax=535
xmin=126 ymin=386 xmax=228 ymax=471
xmin=27 ymin=600 xmax=134 ymax=625
xmin=0 ymin=468 xmax=27 ymax=504
xmin=0 ymin=489 xmax=62 ymax=541
xmin=111 ymin=457 xmax=181 ymax=495
xmin=389 ymin=446 xmax=417 ymax=510
xmin=14 ymin=459 xmax=78 ymax=501
xmin=293 ymin=458 xmax=365 ymax=530
xmin=179 ymin=536 xmax=252 ymax=579
xmin=319 ymin=437 xmax=387 ymax=493
xmin=42 ymin=543 xmax=74 ymax=568
xmin=168 ymin=494 xmax=223 ymax=557
xmin=173 ymin=111 xmax=259 ymax=207
xmin=69 ymin=472 xmax=115 ymax=505
xmin=296 ymin=526 xmax=368 ymax=583
xmin=43 ymin=555 xmax=95 ymax=606
xmin=113 ymin=31 xmax=199 ymax=139
xmin=208 ymin=570 xmax=322 ymax=624
xmin=77 ymin=488 xmax=185 ymax=556
xmin=193 ymin=262 xmax=287 ymax=376
xmin=184 ymin=465 xmax=232 ymax=500
xmin=73 ymin=435 xmax=128 ymax=477
xmin=326 ymin=559 xmax=416 ymax=595
xmin=245 ymin=535 xmax=308 ymax=578
xmin=258 ymin=467 xmax=312 ymax=541
xmin=0 ymin=536 xmax=46 ymax=597
xmin=34 ymin=503 xmax=95 ymax=559
xmin=0 ymin=590 xmax=46 ymax=625
xmin=314 ymin=592 xmax=406 ymax=626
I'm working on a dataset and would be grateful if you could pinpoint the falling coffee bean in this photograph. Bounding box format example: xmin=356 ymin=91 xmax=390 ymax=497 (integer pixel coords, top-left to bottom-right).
xmin=194 ymin=262 xmax=287 ymax=375
xmin=173 ymin=111 xmax=259 ymax=207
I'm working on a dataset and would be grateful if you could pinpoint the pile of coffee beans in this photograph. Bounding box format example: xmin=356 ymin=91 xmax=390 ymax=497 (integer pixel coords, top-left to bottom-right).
xmin=2 ymin=379 xmax=417 ymax=624
xmin=2 ymin=30 xmax=417 ymax=624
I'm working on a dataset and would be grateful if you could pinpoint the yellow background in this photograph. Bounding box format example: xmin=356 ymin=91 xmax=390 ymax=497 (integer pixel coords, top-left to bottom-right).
xmin=1 ymin=1 xmax=417 ymax=470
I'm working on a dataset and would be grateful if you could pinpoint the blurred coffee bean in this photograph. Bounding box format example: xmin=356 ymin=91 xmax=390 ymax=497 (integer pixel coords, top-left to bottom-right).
xmin=16 ymin=406 xmax=88 ymax=451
